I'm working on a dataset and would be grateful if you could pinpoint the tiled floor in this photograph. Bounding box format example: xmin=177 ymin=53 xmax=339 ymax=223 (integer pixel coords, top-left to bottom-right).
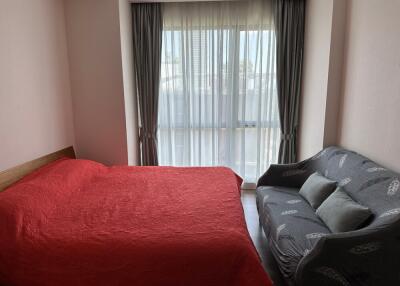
xmin=241 ymin=189 xmax=286 ymax=286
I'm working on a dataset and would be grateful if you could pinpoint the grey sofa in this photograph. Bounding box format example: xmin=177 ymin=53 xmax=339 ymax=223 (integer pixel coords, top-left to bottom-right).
xmin=256 ymin=146 xmax=400 ymax=286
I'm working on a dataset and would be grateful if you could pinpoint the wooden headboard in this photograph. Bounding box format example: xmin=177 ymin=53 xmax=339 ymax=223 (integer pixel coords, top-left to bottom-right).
xmin=0 ymin=146 xmax=76 ymax=191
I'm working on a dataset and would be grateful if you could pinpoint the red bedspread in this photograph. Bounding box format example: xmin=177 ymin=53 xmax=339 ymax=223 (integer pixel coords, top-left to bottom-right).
xmin=0 ymin=159 xmax=271 ymax=286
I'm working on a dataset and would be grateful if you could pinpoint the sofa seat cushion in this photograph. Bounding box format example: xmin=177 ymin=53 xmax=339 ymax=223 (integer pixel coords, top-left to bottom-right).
xmin=256 ymin=186 xmax=331 ymax=281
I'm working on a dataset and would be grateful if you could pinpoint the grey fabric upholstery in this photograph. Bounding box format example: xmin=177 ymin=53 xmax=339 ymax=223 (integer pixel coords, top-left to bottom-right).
xmin=257 ymin=146 xmax=400 ymax=286
xmin=256 ymin=186 xmax=330 ymax=282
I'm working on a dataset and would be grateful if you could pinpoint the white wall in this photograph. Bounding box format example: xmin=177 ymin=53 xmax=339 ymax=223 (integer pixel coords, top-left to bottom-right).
xmin=298 ymin=0 xmax=347 ymax=160
xmin=119 ymin=0 xmax=140 ymax=165
xmin=298 ymin=0 xmax=333 ymax=160
xmin=337 ymin=0 xmax=400 ymax=172
xmin=64 ymin=0 xmax=131 ymax=166
xmin=324 ymin=0 xmax=347 ymax=147
xmin=0 ymin=0 xmax=75 ymax=171
xmin=299 ymin=0 xmax=400 ymax=172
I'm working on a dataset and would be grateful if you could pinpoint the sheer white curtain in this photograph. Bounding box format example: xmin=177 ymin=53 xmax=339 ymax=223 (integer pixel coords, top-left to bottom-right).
xmin=158 ymin=0 xmax=280 ymax=187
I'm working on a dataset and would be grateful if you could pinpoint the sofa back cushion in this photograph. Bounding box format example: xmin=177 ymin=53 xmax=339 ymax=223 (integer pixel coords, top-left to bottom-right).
xmin=308 ymin=147 xmax=400 ymax=227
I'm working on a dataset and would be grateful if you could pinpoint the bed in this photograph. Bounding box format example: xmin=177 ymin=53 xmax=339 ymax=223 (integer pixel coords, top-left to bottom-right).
xmin=0 ymin=147 xmax=271 ymax=286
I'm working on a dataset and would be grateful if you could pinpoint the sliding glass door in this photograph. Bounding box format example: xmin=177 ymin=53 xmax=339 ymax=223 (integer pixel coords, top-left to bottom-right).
xmin=157 ymin=0 xmax=279 ymax=185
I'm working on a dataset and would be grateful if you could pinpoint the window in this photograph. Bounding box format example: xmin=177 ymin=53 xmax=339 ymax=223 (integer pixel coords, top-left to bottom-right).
xmin=157 ymin=0 xmax=280 ymax=185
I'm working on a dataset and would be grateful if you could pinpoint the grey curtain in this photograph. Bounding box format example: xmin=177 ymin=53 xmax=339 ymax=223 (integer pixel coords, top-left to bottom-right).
xmin=273 ymin=0 xmax=306 ymax=164
xmin=132 ymin=3 xmax=162 ymax=166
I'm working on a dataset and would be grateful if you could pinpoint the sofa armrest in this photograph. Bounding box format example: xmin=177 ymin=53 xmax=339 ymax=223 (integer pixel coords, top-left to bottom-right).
xmin=295 ymin=219 xmax=400 ymax=286
xmin=257 ymin=160 xmax=312 ymax=189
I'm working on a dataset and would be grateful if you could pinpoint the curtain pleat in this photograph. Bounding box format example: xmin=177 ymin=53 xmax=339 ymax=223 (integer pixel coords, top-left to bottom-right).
xmin=132 ymin=3 xmax=162 ymax=166
xmin=158 ymin=0 xmax=279 ymax=185
xmin=273 ymin=0 xmax=306 ymax=164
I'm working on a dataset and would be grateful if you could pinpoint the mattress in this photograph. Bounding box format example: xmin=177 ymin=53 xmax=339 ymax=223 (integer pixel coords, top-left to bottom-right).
xmin=0 ymin=158 xmax=271 ymax=286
